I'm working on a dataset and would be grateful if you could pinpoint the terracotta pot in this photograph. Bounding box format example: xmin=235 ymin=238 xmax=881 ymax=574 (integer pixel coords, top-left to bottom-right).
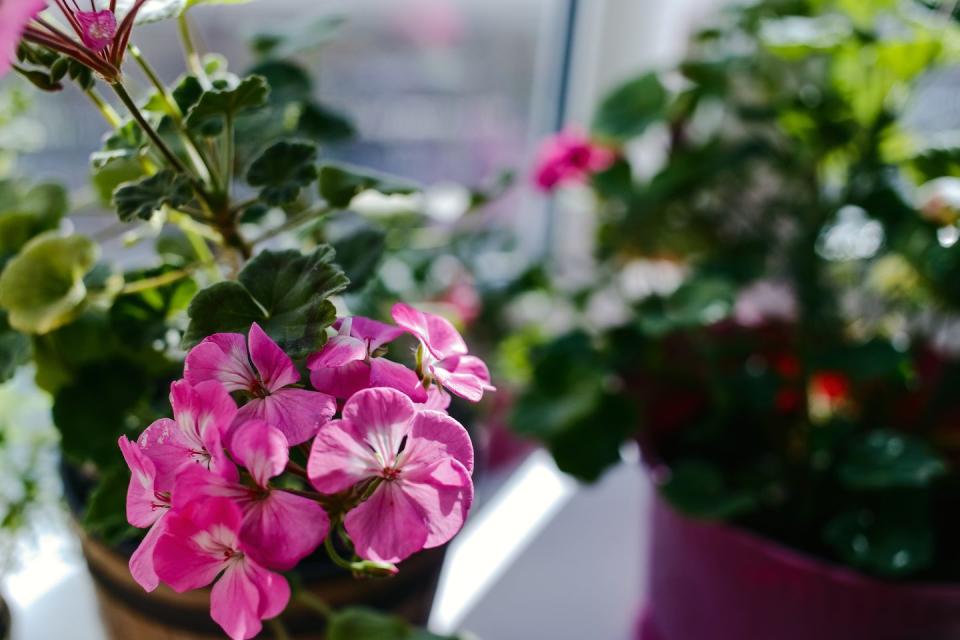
xmin=63 ymin=465 xmax=445 ymax=639
xmin=638 ymin=496 xmax=960 ymax=640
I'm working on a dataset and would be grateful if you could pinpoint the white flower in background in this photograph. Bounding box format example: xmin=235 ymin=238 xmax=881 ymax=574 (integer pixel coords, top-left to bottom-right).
xmin=817 ymin=205 xmax=885 ymax=261
xmin=916 ymin=177 xmax=960 ymax=227
xmin=618 ymin=259 xmax=687 ymax=302
xmin=733 ymin=279 xmax=798 ymax=328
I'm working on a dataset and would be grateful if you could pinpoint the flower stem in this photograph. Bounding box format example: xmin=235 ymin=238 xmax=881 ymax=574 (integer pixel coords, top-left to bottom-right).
xmin=111 ymin=81 xmax=189 ymax=175
xmin=177 ymin=14 xmax=206 ymax=84
xmin=265 ymin=617 xmax=292 ymax=640
xmin=83 ymin=88 xmax=122 ymax=129
xmin=119 ymin=267 xmax=195 ymax=295
xmin=127 ymin=44 xmax=219 ymax=189
xmin=284 ymin=460 xmax=309 ymax=479
xmin=295 ymin=591 xmax=334 ymax=620
xmin=252 ymin=204 xmax=332 ymax=246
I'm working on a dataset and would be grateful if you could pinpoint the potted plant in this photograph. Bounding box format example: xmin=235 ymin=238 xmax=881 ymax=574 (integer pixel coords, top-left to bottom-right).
xmin=0 ymin=2 xmax=495 ymax=638
xmin=516 ymin=0 xmax=960 ymax=638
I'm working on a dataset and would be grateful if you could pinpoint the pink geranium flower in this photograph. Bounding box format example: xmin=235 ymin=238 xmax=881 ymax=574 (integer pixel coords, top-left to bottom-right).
xmin=392 ymin=303 xmax=494 ymax=402
xmin=175 ymin=420 xmax=330 ymax=571
xmin=154 ymin=497 xmax=290 ymax=640
xmin=137 ymin=379 xmax=238 ymax=484
xmin=0 ymin=0 xmax=46 ymax=78
xmin=118 ymin=435 xmax=171 ymax=592
xmin=533 ymin=127 xmax=616 ymax=191
xmin=185 ymin=322 xmax=336 ymax=445
xmin=307 ymin=316 xmax=426 ymax=403
xmin=308 ymin=387 xmax=474 ymax=563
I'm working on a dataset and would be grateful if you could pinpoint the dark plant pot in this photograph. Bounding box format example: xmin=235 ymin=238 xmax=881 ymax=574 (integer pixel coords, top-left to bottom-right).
xmin=637 ymin=496 xmax=960 ymax=640
xmin=0 ymin=593 xmax=10 ymax=640
xmin=63 ymin=464 xmax=445 ymax=639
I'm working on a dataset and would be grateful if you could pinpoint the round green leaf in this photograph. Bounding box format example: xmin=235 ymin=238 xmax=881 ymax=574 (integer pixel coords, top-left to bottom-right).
xmin=0 ymin=233 xmax=98 ymax=334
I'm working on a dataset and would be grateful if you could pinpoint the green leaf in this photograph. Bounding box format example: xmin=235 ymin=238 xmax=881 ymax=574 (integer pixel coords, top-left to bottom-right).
xmin=0 ymin=313 xmax=29 ymax=383
xmin=0 ymin=182 xmax=68 ymax=258
xmin=0 ymin=233 xmax=98 ymax=334
xmin=318 ymin=162 xmax=419 ymax=209
xmin=54 ymin=360 xmax=148 ymax=468
xmin=839 ymin=430 xmax=947 ymax=490
xmin=110 ymin=266 xmax=197 ymax=349
xmin=659 ymin=460 xmax=759 ymax=520
xmin=251 ymin=16 xmax=346 ymax=60
xmin=184 ymin=246 xmax=349 ymax=358
xmin=246 ymin=140 xmax=318 ymax=206
xmin=327 ymin=608 xmax=461 ymax=640
xmin=298 ymin=102 xmax=355 ymax=142
xmin=824 ymin=499 xmax=934 ymax=577
xmin=186 ymin=75 xmax=269 ymax=136
xmin=82 ymin=464 xmax=138 ymax=546
xmin=329 ymin=221 xmax=386 ymax=292
xmin=113 ymin=170 xmax=194 ymax=222
xmin=592 ymin=72 xmax=667 ymax=141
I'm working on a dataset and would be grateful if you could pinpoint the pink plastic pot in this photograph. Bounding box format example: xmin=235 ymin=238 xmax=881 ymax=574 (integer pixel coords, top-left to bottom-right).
xmin=638 ymin=496 xmax=960 ymax=640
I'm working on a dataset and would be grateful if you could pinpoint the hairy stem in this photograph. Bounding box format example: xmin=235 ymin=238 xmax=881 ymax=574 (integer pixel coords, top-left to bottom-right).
xmin=111 ymin=81 xmax=189 ymax=175
xmin=119 ymin=267 xmax=195 ymax=295
xmin=177 ymin=14 xmax=206 ymax=85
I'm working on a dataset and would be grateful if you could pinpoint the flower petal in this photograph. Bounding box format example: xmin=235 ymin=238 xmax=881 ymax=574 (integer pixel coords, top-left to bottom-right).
xmin=432 ymin=355 xmax=494 ymax=403
xmin=347 ymin=316 xmax=406 ymax=350
xmin=340 ymin=387 xmax=416 ymax=461
xmin=185 ymin=333 xmax=255 ymax=393
xmin=154 ymin=498 xmax=241 ymax=592
xmin=138 ymin=418 xmax=189 ymax=486
xmin=238 ymin=388 xmax=336 ymax=446
xmin=170 ymin=379 xmax=238 ymax=444
xmin=229 ymin=421 xmax=288 ymax=488
xmin=129 ymin=519 xmax=166 ymax=592
xmin=344 ymin=482 xmax=430 ymax=563
xmin=119 ymin=435 xmax=163 ymax=528
xmin=306 ymin=334 xmax=368 ymax=368
xmin=391 ymin=303 xmax=467 ymax=359
xmin=369 ymin=357 xmax=428 ymax=403
xmin=400 ymin=458 xmax=473 ymax=549
xmin=0 ymin=0 xmax=46 ymax=79
xmin=240 ymin=491 xmax=329 ymax=571
xmin=75 ymin=10 xmax=117 ymax=52
xmin=407 ymin=410 xmax=475 ymax=475
xmin=210 ymin=561 xmax=263 ymax=640
xmin=248 ymin=323 xmax=299 ymax=391
xmin=308 ymin=419 xmax=379 ymax=494
xmin=308 ymin=360 xmax=371 ymax=400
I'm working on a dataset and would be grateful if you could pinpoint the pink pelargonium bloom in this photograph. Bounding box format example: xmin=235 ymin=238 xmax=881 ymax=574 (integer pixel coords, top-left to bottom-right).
xmin=175 ymin=420 xmax=330 ymax=571
xmin=154 ymin=497 xmax=290 ymax=640
xmin=119 ymin=435 xmax=172 ymax=592
xmin=74 ymin=9 xmax=116 ymax=51
xmin=306 ymin=316 xmax=426 ymax=402
xmin=392 ymin=303 xmax=494 ymax=403
xmin=0 ymin=0 xmax=46 ymax=78
xmin=533 ymin=127 xmax=616 ymax=191
xmin=308 ymin=387 xmax=474 ymax=564
xmin=137 ymin=379 xmax=239 ymax=485
xmin=185 ymin=322 xmax=336 ymax=445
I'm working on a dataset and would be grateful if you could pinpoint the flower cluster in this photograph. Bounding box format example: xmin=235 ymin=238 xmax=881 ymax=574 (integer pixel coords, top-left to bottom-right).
xmin=532 ymin=127 xmax=615 ymax=192
xmin=119 ymin=304 xmax=492 ymax=640
xmin=1 ymin=0 xmax=149 ymax=82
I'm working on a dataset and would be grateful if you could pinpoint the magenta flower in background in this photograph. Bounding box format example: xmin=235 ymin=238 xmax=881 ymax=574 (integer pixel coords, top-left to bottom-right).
xmin=307 ymin=316 xmax=426 ymax=402
xmin=392 ymin=303 xmax=494 ymax=402
xmin=154 ymin=497 xmax=290 ymax=640
xmin=175 ymin=420 xmax=330 ymax=571
xmin=137 ymin=379 xmax=238 ymax=484
xmin=118 ymin=435 xmax=171 ymax=592
xmin=733 ymin=279 xmax=798 ymax=328
xmin=185 ymin=322 xmax=336 ymax=445
xmin=0 ymin=0 xmax=47 ymax=78
xmin=533 ymin=127 xmax=616 ymax=191
xmin=308 ymin=387 xmax=474 ymax=564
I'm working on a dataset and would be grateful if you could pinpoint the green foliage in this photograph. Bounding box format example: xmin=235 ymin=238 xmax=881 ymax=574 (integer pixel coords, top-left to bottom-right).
xmin=0 ymin=234 xmax=98 ymax=334
xmin=113 ymin=170 xmax=194 ymax=221
xmin=186 ymin=75 xmax=269 ymax=136
xmin=327 ymin=216 xmax=387 ymax=292
xmin=592 ymin=72 xmax=667 ymax=141
xmin=185 ymin=246 xmax=349 ymax=358
xmin=512 ymin=332 xmax=636 ymax=481
xmin=839 ymin=431 xmax=947 ymax=490
xmin=319 ymin=163 xmax=419 ymax=209
xmin=660 ymin=460 xmax=760 ymax=520
xmin=246 ymin=140 xmax=318 ymax=206
xmin=0 ymin=313 xmax=29 ymax=383
xmin=327 ymin=608 xmax=461 ymax=640
xmin=0 ymin=181 xmax=68 ymax=262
